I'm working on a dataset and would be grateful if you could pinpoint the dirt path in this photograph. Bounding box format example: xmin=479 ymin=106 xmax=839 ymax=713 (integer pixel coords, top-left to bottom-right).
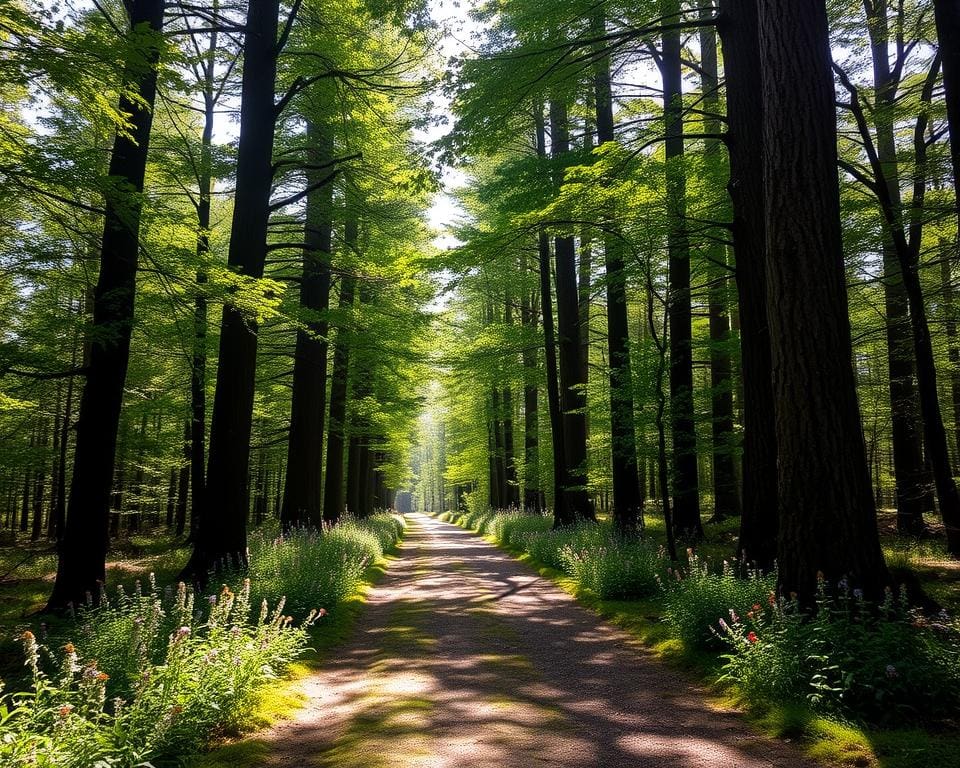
xmin=258 ymin=513 xmax=814 ymax=767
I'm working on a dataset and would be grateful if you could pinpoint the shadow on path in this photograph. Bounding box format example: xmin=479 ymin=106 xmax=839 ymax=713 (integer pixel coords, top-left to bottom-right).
xmin=259 ymin=513 xmax=814 ymax=767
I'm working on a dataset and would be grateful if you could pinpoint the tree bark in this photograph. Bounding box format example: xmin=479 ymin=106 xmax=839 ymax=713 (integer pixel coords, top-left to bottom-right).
xmin=323 ymin=220 xmax=358 ymax=523
xmin=594 ymin=16 xmax=643 ymax=535
xmin=521 ymin=271 xmax=542 ymax=511
xmin=187 ymin=0 xmax=280 ymax=578
xmin=717 ymin=0 xmax=779 ymax=569
xmin=281 ymin=122 xmax=334 ymax=528
xmin=758 ymin=0 xmax=889 ymax=602
xmin=662 ymin=6 xmax=702 ymax=540
xmin=550 ymin=99 xmax=593 ymax=524
xmin=48 ymin=0 xmax=164 ymax=609
xmin=933 ymin=0 xmax=960 ymax=230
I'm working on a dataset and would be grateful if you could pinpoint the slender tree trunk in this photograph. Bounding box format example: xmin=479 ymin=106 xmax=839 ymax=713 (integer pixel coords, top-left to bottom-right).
xmin=535 ymin=108 xmax=568 ymax=525
xmin=48 ymin=0 xmax=164 ymax=610
xmin=700 ymin=4 xmax=741 ymax=522
xmin=594 ymin=16 xmax=643 ymax=535
xmin=176 ymin=421 xmax=189 ymax=536
xmin=717 ymin=0 xmax=779 ymax=569
xmin=864 ymin=0 xmax=927 ymax=535
xmin=942 ymin=253 xmax=960 ymax=459
xmin=187 ymin=0 xmax=280 ymax=578
xmin=550 ymin=99 xmax=593 ymax=524
xmin=662 ymin=5 xmax=701 ymax=539
xmin=323 ymin=221 xmax=358 ymax=523
xmin=933 ymin=0 xmax=960 ymax=231
xmin=31 ymin=421 xmax=47 ymax=542
xmin=758 ymin=0 xmax=889 ymax=602
xmin=503 ymin=291 xmax=519 ymax=507
xmin=521 ymin=273 xmax=542 ymax=511
xmin=281 ymin=122 xmax=334 ymax=528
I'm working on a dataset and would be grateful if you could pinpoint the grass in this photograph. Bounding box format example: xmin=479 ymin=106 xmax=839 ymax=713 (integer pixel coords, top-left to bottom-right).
xmin=436 ymin=508 xmax=960 ymax=768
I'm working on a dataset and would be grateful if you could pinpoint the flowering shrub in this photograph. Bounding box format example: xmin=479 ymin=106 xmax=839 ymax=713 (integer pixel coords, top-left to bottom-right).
xmin=660 ymin=550 xmax=776 ymax=649
xmin=490 ymin=512 xmax=553 ymax=549
xmin=717 ymin=580 xmax=960 ymax=725
xmin=0 ymin=579 xmax=314 ymax=767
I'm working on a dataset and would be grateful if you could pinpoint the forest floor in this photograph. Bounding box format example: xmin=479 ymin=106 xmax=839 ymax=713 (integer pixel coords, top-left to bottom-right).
xmin=199 ymin=512 xmax=814 ymax=768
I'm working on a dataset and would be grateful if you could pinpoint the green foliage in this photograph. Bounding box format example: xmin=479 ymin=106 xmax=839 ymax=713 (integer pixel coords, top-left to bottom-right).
xmin=248 ymin=514 xmax=406 ymax=619
xmin=560 ymin=536 xmax=664 ymax=600
xmin=660 ymin=551 xmax=776 ymax=650
xmin=718 ymin=586 xmax=960 ymax=726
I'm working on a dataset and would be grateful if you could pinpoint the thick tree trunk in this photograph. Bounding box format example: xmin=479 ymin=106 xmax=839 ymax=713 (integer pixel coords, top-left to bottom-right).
xmin=48 ymin=0 xmax=164 ymax=610
xmin=864 ymin=0 xmax=927 ymax=535
xmin=943 ymin=254 xmax=960 ymax=459
xmin=281 ymin=122 xmax=334 ymax=528
xmin=322 ymin=222 xmax=358 ymax=523
xmin=550 ymin=100 xmax=593 ymax=524
xmin=717 ymin=0 xmax=779 ymax=569
xmin=662 ymin=10 xmax=701 ymax=540
xmin=187 ymin=0 xmax=279 ymax=578
xmin=758 ymin=0 xmax=889 ymax=602
xmin=594 ymin=20 xmax=643 ymax=535
xmin=700 ymin=6 xmax=741 ymax=523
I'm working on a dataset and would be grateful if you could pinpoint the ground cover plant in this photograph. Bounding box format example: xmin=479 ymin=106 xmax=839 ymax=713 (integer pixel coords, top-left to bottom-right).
xmin=0 ymin=514 xmax=405 ymax=768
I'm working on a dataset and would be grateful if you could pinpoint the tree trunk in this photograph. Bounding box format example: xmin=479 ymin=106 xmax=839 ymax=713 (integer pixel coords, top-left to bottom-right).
xmin=323 ymin=221 xmax=358 ymax=523
xmin=717 ymin=0 xmax=778 ymax=569
xmin=758 ymin=0 xmax=889 ymax=602
xmin=662 ymin=7 xmax=701 ymax=539
xmin=864 ymin=0 xmax=927 ymax=535
xmin=503 ymin=292 xmax=519 ymax=507
xmin=700 ymin=4 xmax=741 ymax=523
xmin=594 ymin=14 xmax=643 ymax=535
xmin=281 ymin=122 xmax=334 ymax=528
xmin=521 ymin=273 xmax=542 ymax=511
xmin=187 ymin=0 xmax=280 ymax=578
xmin=48 ymin=0 xmax=164 ymax=610
xmin=176 ymin=421 xmax=189 ymax=536
xmin=550 ymin=99 xmax=593 ymax=524
xmin=933 ymin=0 xmax=960 ymax=231
xmin=943 ymin=253 xmax=960 ymax=459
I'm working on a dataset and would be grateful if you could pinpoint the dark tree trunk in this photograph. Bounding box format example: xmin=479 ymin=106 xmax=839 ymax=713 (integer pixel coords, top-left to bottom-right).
xmin=176 ymin=421 xmax=189 ymax=536
xmin=933 ymin=0 xmax=960 ymax=229
xmin=717 ymin=0 xmax=779 ymax=569
xmin=129 ymin=411 xmax=148 ymax=533
xmin=550 ymin=100 xmax=594 ymax=524
xmin=48 ymin=0 xmax=164 ymax=610
xmin=165 ymin=467 xmax=177 ymax=528
xmin=31 ymin=421 xmax=47 ymax=542
xmin=758 ymin=0 xmax=889 ymax=602
xmin=281 ymin=122 xmax=334 ymax=528
xmin=187 ymin=0 xmax=280 ymax=578
xmin=521 ymin=274 xmax=542 ymax=511
xmin=323 ymin=222 xmax=358 ymax=523
xmin=535 ymin=108 xmax=568 ymax=525
xmin=490 ymin=388 xmax=506 ymax=508
xmin=662 ymin=11 xmax=701 ymax=540
xmin=943 ymin=254 xmax=960 ymax=460
xmin=700 ymin=5 xmax=741 ymax=523
xmin=503 ymin=292 xmax=520 ymax=507
xmin=594 ymin=18 xmax=643 ymax=536
xmin=863 ymin=0 xmax=927 ymax=535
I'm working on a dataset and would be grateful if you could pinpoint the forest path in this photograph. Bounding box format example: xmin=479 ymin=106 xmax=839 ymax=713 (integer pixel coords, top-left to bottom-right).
xmin=256 ymin=512 xmax=814 ymax=768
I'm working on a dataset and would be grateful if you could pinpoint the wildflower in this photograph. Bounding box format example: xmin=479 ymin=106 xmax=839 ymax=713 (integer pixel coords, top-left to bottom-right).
xmin=729 ymin=609 xmax=740 ymax=623
xmin=63 ymin=642 xmax=75 ymax=654
xmin=170 ymin=705 xmax=183 ymax=716
xmin=97 ymin=672 xmax=109 ymax=682
xmin=853 ymin=588 xmax=864 ymax=600
xmin=318 ymin=608 xmax=328 ymax=617
xmin=21 ymin=630 xmax=35 ymax=642
xmin=886 ymin=664 xmax=898 ymax=679
xmin=58 ymin=704 xmax=74 ymax=718
xmin=171 ymin=626 xmax=191 ymax=644
xmin=747 ymin=632 xmax=758 ymax=644
xmin=718 ymin=618 xmax=730 ymax=632
xmin=768 ymin=591 xmax=776 ymax=607
xmin=838 ymin=577 xmax=849 ymax=592
xmin=752 ymin=604 xmax=761 ymax=613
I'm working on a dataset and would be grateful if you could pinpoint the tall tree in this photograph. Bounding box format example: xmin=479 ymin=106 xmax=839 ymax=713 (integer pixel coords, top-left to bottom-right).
xmin=758 ymin=0 xmax=889 ymax=602
xmin=717 ymin=0 xmax=779 ymax=569
xmin=48 ymin=0 xmax=165 ymax=609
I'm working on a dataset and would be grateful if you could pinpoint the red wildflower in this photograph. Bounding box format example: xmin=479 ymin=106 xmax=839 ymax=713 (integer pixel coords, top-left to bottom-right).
xmin=747 ymin=631 xmax=758 ymax=644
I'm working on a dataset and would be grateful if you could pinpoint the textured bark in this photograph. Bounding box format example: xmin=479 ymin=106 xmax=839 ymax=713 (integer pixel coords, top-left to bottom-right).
xmin=323 ymin=221 xmax=358 ymax=523
xmin=717 ymin=0 xmax=778 ymax=569
xmin=700 ymin=5 xmax=741 ymax=523
xmin=503 ymin=292 xmax=520 ymax=507
xmin=662 ymin=9 xmax=701 ymax=540
xmin=281 ymin=122 xmax=334 ymax=528
xmin=535 ymin=108 xmax=567 ymax=524
xmin=48 ymin=0 xmax=164 ymax=609
xmin=943 ymin=255 xmax=960 ymax=459
xmin=187 ymin=0 xmax=280 ymax=578
xmin=864 ymin=0 xmax=926 ymax=535
xmin=758 ymin=0 xmax=888 ymax=602
xmin=594 ymin=17 xmax=643 ymax=535
xmin=933 ymin=0 xmax=960 ymax=229
xmin=521 ymin=273 xmax=543 ymax=511
xmin=550 ymin=100 xmax=594 ymax=524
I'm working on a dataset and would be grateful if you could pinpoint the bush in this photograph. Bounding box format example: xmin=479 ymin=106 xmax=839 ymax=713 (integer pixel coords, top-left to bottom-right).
xmin=718 ymin=583 xmax=960 ymax=725
xmin=490 ymin=513 xmax=553 ymax=550
xmin=661 ymin=550 xmax=776 ymax=649
xmin=248 ymin=514 xmax=405 ymax=618
xmin=560 ymin=537 xmax=665 ymax=599
xmin=0 ymin=580 xmax=312 ymax=767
